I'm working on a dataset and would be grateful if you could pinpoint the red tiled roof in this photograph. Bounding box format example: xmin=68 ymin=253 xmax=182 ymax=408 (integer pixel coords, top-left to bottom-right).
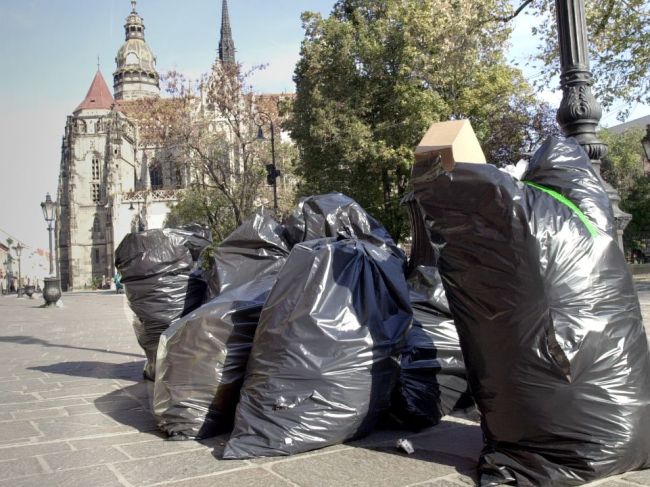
xmin=75 ymin=70 xmax=114 ymax=112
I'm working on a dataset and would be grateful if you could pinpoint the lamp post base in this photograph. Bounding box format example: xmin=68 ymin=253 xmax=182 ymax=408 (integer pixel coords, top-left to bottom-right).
xmin=43 ymin=277 xmax=62 ymax=307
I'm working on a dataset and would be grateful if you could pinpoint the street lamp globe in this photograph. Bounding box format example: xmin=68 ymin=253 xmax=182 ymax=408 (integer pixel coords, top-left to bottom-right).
xmin=14 ymin=242 xmax=23 ymax=258
xmin=41 ymin=193 xmax=56 ymax=222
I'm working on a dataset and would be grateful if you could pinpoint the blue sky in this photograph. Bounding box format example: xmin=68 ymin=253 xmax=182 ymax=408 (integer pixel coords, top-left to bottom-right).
xmin=0 ymin=0 xmax=648 ymax=250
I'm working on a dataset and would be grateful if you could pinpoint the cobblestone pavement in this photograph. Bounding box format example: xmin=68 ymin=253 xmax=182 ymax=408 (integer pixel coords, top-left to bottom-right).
xmin=0 ymin=283 xmax=649 ymax=487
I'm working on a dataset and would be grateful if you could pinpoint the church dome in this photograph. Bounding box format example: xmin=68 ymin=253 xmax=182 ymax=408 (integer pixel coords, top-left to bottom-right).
xmin=113 ymin=1 xmax=160 ymax=101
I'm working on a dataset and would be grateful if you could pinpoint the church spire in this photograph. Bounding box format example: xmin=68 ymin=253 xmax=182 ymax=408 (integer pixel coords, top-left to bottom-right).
xmin=219 ymin=0 xmax=236 ymax=64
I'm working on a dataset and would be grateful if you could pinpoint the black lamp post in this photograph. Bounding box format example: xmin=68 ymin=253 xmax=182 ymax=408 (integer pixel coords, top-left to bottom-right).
xmin=13 ymin=243 xmax=23 ymax=298
xmin=40 ymin=193 xmax=56 ymax=275
xmin=40 ymin=194 xmax=62 ymax=307
xmin=555 ymin=0 xmax=630 ymax=247
xmin=255 ymin=111 xmax=281 ymax=214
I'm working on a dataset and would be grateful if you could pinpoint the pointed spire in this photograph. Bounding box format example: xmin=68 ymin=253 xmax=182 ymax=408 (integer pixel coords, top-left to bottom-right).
xmin=75 ymin=70 xmax=114 ymax=112
xmin=131 ymin=0 xmax=137 ymax=13
xmin=219 ymin=0 xmax=236 ymax=64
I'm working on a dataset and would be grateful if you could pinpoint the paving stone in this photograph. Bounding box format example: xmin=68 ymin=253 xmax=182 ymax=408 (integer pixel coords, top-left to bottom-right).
xmin=0 ymin=420 xmax=41 ymax=443
xmin=249 ymin=443 xmax=351 ymax=465
xmin=65 ymin=399 xmax=143 ymax=416
xmin=68 ymin=431 xmax=164 ymax=450
xmin=0 ymin=441 xmax=71 ymax=460
xmin=416 ymin=471 xmax=477 ymax=486
xmin=32 ymin=413 xmax=126 ymax=440
xmin=0 ymin=379 xmax=57 ymax=393
xmin=118 ymin=438 xmax=205 ymax=459
xmin=624 ymin=468 xmax=650 ymax=485
xmin=0 ymin=392 xmax=38 ymax=405
xmin=163 ymin=467 xmax=293 ymax=487
xmin=38 ymin=383 xmax=120 ymax=399
xmin=108 ymin=409 xmax=159 ymax=432
xmin=408 ymin=423 xmax=482 ymax=461
xmin=415 ymin=480 xmax=468 ymax=487
xmin=0 ymin=465 xmax=123 ymax=487
xmin=112 ymin=449 xmax=247 ymax=486
xmin=0 ymin=457 xmax=44 ymax=480
xmin=0 ymin=398 xmax=85 ymax=414
xmin=271 ymin=447 xmax=471 ymax=487
xmin=12 ymin=408 xmax=68 ymax=421
xmin=42 ymin=446 xmax=129 ymax=471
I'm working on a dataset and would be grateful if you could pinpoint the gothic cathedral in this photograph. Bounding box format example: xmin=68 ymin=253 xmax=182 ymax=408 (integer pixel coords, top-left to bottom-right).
xmin=57 ymin=0 xmax=236 ymax=291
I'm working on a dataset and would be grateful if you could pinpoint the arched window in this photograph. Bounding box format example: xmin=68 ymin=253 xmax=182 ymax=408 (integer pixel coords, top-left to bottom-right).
xmin=92 ymin=158 xmax=100 ymax=180
xmin=149 ymin=163 xmax=163 ymax=190
xmin=126 ymin=52 xmax=139 ymax=65
xmin=175 ymin=168 xmax=183 ymax=188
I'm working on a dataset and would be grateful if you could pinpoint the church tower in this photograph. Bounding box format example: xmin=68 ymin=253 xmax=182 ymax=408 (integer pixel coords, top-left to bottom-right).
xmin=113 ymin=1 xmax=160 ymax=100
xmin=57 ymin=69 xmax=139 ymax=291
xmin=218 ymin=0 xmax=236 ymax=64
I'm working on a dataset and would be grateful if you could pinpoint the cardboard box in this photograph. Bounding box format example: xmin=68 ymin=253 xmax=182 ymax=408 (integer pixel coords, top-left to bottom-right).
xmin=415 ymin=119 xmax=486 ymax=171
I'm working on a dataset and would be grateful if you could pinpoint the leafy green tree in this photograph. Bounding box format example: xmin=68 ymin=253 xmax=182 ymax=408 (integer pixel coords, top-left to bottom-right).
xmin=507 ymin=0 xmax=650 ymax=116
xmin=600 ymin=127 xmax=645 ymax=198
xmin=622 ymin=176 xmax=650 ymax=235
xmin=287 ymin=0 xmax=555 ymax=241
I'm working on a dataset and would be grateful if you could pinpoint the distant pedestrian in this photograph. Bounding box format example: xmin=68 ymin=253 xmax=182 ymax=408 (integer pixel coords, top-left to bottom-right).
xmin=114 ymin=272 xmax=123 ymax=294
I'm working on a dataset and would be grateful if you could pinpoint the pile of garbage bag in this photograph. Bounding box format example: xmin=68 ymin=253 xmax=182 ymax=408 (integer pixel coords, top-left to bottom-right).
xmin=153 ymin=211 xmax=290 ymax=439
xmin=223 ymin=238 xmax=412 ymax=458
xmin=284 ymin=193 xmax=406 ymax=261
xmin=390 ymin=266 xmax=473 ymax=430
xmin=203 ymin=210 xmax=290 ymax=300
xmin=412 ymin=136 xmax=650 ymax=486
xmin=153 ymin=195 xmax=424 ymax=445
xmin=154 ymin=276 xmax=274 ymax=439
xmin=115 ymin=226 xmax=211 ymax=380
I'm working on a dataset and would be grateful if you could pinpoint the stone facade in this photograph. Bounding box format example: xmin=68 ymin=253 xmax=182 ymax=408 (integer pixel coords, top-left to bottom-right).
xmin=57 ymin=0 xmax=238 ymax=291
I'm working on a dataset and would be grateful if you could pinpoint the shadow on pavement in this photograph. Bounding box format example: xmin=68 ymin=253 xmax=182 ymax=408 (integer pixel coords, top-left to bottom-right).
xmin=0 ymin=335 xmax=144 ymax=358
xmin=28 ymin=359 xmax=160 ymax=436
xmin=351 ymin=419 xmax=481 ymax=483
xmin=29 ymin=360 xmax=146 ymax=380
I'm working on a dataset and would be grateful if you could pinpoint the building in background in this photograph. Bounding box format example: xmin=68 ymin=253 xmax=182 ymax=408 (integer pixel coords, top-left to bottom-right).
xmin=57 ymin=0 xmax=237 ymax=291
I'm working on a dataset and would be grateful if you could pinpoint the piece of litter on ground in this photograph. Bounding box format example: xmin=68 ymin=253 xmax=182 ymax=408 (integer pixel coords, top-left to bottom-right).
xmin=396 ymin=438 xmax=415 ymax=454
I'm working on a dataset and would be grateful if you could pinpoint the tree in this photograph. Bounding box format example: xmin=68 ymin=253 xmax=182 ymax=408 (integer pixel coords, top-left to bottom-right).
xmin=504 ymin=0 xmax=650 ymax=117
xmin=600 ymin=127 xmax=645 ymax=198
xmin=287 ymin=0 xmax=556 ymax=241
xmin=124 ymin=65 xmax=296 ymax=242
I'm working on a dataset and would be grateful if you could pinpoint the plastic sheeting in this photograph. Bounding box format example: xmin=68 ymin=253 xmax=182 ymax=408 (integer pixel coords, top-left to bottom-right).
xmin=154 ymin=277 xmax=274 ymax=439
xmin=115 ymin=227 xmax=211 ymax=380
xmin=412 ymin=136 xmax=650 ymax=486
xmin=223 ymin=238 xmax=412 ymax=459
xmin=285 ymin=193 xmax=406 ymax=261
xmin=391 ymin=266 xmax=472 ymax=430
xmin=203 ymin=210 xmax=290 ymax=300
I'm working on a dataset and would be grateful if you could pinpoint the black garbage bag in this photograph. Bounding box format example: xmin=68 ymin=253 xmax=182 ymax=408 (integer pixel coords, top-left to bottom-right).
xmin=391 ymin=266 xmax=473 ymax=430
xmin=154 ymin=276 xmax=274 ymax=440
xmin=284 ymin=193 xmax=406 ymax=261
xmin=223 ymin=238 xmax=412 ymax=458
xmin=115 ymin=227 xmax=211 ymax=380
xmin=203 ymin=210 xmax=290 ymax=300
xmin=412 ymin=136 xmax=650 ymax=486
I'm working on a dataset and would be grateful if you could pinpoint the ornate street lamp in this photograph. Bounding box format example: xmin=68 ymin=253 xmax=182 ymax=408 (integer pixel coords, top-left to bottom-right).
xmin=555 ymin=0 xmax=630 ymax=247
xmin=13 ymin=243 xmax=23 ymax=298
xmin=255 ymin=111 xmax=281 ymax=214
xmin=40 ymin=193 xmax=62 ymax=307
xmin=40 ymin=193 xmax=56 ymax=275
